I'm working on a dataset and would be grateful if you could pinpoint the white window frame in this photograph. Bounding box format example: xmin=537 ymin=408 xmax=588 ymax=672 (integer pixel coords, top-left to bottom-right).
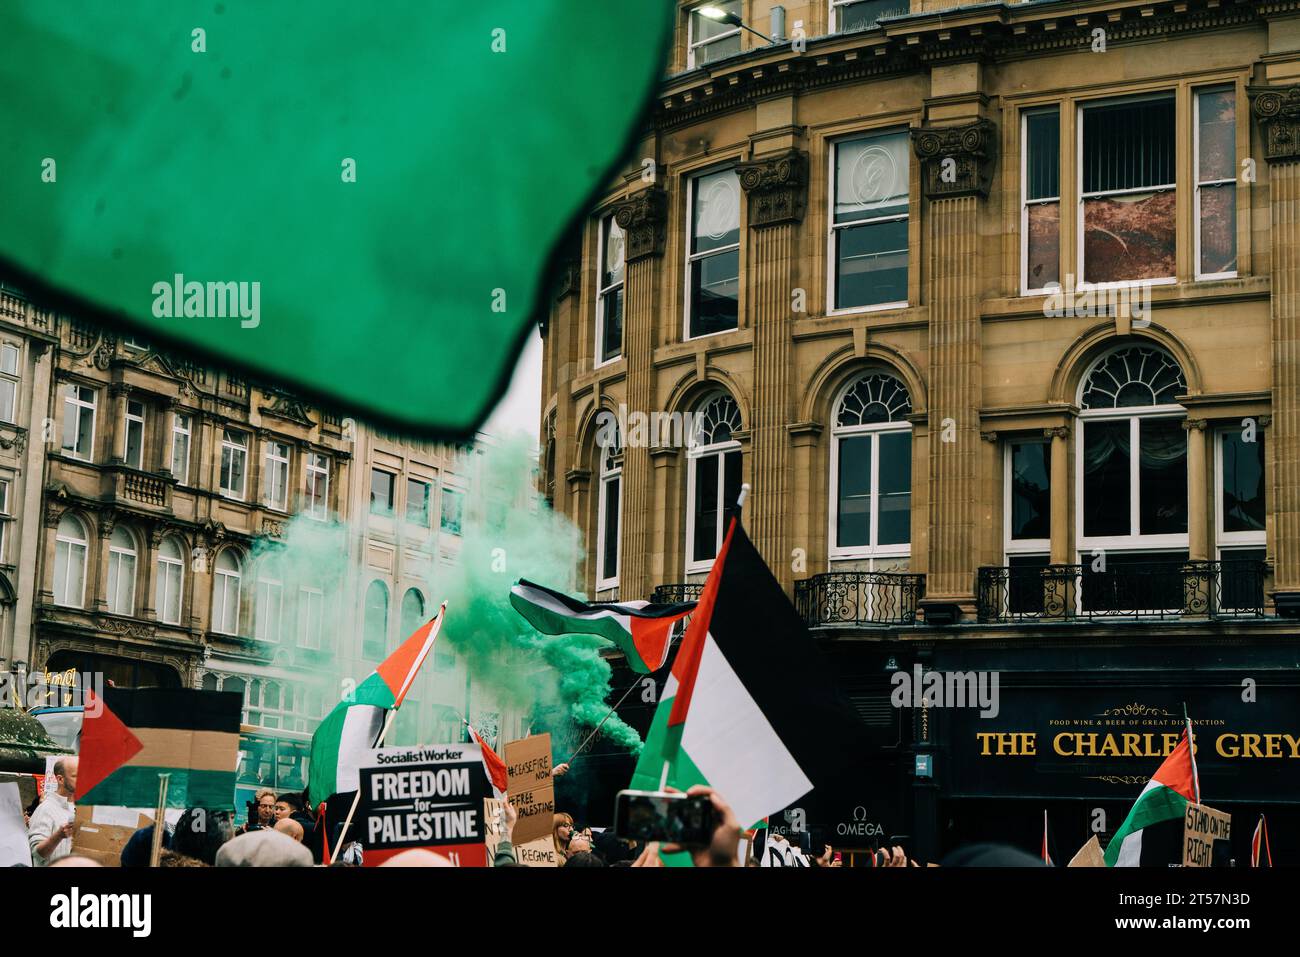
xmin=683 ymin=167 xmax=743 ymax=342
xmin=1003 ymin=438 xmax=1052 ymax=560
xmin=106 ymin=527 xmax=137 ymax=616
xmin=298 ymin=586 xmax=324 ymax=649
xmin=1076 ymin=93 xmax=1179 ymax=291
xmin=686 ymin=1 xmax=741 ymax=69
xmin=827 ymin=382 xmax=912 ymax=562
xmin=596 ymin=444 xmax=622 ymax=591
xmin=124 ymin=399 xmax=145 ymax=470
xmin=170 ymin=411 xmax=192 ymax=484
xmin=155 ymin=538 xmax=185 ymax=626
xmin=1214 ymin=424 xmax=1266 ymax=549
xmin=262 ymin=439 xmax=290 ymax=512
xmin=441 ymin=486 xmax=465 ymax=536
xmin=830 ymin=0 xmax=901 ymax=33
xmin=1194 ymin=84 xmax=1238 ymax=282
xmin=305 ymin=452 xmax=330 ymax=520
xmin=685 ymin=396 xmax=742 ymax=575
xmin=212 ymin=551 xmax=242 ymax=635
xmin=53 ymin=516 xmax=88 ymax=608
xmin=219 ymin=429 xmax=249 ymax=500
xmin=254 ymin=564 xmax=283 ymax=642
xmin=827 ymin=130 xmax=911 ymax=316
xmin=405 ymin=477 xmax=431 ymax=527
xmin=0 ymin=476 xmax=9 ymax=564
xmin=0 ymin=342 xmax=19 ymax=425
xmin=595 ymin=214 xmax=625 ymax=367
xmin=370 ymin=468 xmax=396 ymax=516
xmin=61 ymin=383 xmax=97 ymax=462
xmin=1021 ymin=107 xmax=1061 ymax=296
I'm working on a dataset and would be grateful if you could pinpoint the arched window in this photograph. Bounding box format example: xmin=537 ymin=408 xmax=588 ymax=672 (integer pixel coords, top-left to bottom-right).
xmin=1078 ymin=344 xmax=1188 ymax=555
xmin=596 ymin=421 xmax=623 ymax=590
xmin=686 ymin=393 xmax=742 ymax=572
xmin=830 ymin=373 xmax=913 ymax=559
xmin=212 ymin=550 xmax=242 ymax=635
xmin=399 ymin=587 xmax=425 ymax=648
xmin=254 ymin=557 xmax=283 ymax=642
xmin=53 ymin=514 xmax=88 ymax=608
xmin=363 ymin=580 xmax=389 ymax=660
xmin=201 ymin=672 xmax=218 ymax=691
xmin=106 ymin=526 xmax=138 ymax=615
xmin=155 ymin=537 xmax=185 ymax=625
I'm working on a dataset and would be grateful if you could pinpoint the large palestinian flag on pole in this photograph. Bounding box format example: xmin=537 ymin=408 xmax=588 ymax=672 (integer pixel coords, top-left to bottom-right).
xmin=76 ymin=688 xmax=242 ymax=808
xmin=629 ymin=515 xmax=870 ymax=859
xmin=1104 ymin=728 xmax=1199 ymax=867
xmin=308 ymin=604 xmax=444 ymax=806
xmin=510 ymin=580 xmax=693 ymax=673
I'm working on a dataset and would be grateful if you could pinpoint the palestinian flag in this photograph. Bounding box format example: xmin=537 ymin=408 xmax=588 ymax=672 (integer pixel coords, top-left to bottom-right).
xmin=1251 ymin=814 xmax=1272 ymax=867
xmin=308 ymin=604 xmax=444 ymax=806
xmin=629 ymin=517 xmax=869 ymax=863
xmin=1104 ymin=729 xmax=1199 ymax=867
xmin=76 ymin=688 xmax=242 ymax=808
xmin=467 ymin=722 xmax=508 ymax=802
xmin=510 ymin=580 xmax=693 ymax=673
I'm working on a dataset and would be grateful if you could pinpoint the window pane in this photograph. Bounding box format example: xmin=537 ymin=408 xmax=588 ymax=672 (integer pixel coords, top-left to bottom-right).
xmin=1082 ymin=192 xmax=1176 ymax=283
xmin=877 ymin=431 xmax=912 ymax=546
xmin=1025 ymin=110 xmax=1060 ymax=200
xmin=1010 ymin=442 xmax=1051 ymax=540
xmin=835 ymin=133 xmax=909 ymax=223
xmin=370 ymin=470 xmax=393 ymax=514
xmin=441 ymin=489 xmax=463 ymax=534
xmin=1199 ymin=183 xmax=1236 ymax=276
xmin=600 ymin=287 xmax=623 ymax=361
xmin=406 ymin=479 xmax=430 ymax=525
xmin=171 ymin=426 xmax=189 ymax=482
xmin=1220 ymin=546 xmax=1265 ymax=611
xmin=837 ymin=220 xmax=908 ymax=308
xmin=722 ymin=449 xmax=742 ymax=528
xmin=602 ymin=217 xmax=625 ymax=289
xmin=1083 ymin=420 xmax=1131 ymax=537
xmin=689 ymin=247 xmax=739 ymax=337
xmin=837 ymin=436 xmax=872 ymax=548
xmin=601 ymin=476 xmax=620 ymax=581
xmin=691 ymin=170 xmax=740 ymax=255
xmin=1026 ymin=201 xmax=1060 ymax=289
xmin=0 ymin=380 xmax=14 ymax=423
xmin=1008 ymin=553 xmax=1050 ymax=616
xmin=838 ymin=0 xmax=908 ymax=32
xmin=692 ymin=454 xmax=720 ymax=562
xmin=0 ymin=345 xmax=17 ymax=375
xmin=1139 ymin=418 xmax=1187 ymax=535
xmin=1222 ymin=432 xmax=1265 ymax=533
xmin=1082 ymin=98 xmax=1175 ymax=193
xmin=1198 ymin=88 xmax=1236 ymax=182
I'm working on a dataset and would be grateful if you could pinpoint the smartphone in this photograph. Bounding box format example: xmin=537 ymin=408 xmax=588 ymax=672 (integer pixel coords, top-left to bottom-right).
xmin=613 ymin=789 xmax=717 ymax=847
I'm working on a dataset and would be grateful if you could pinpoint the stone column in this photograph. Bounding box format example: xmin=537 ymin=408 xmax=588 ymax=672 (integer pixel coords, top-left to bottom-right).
xmin=737 ymin=150 xmax=807 ymax=591
xmin=912 ymin=119 xmax=996 ymax=623
xmin=108 ymin=383 xmax=130 ymax=464
xmin=1184 ymin=418 xmax=1209 ymax=561
xmin=1046 ymin=426 xmax=1070 ymax=565
xmin=649 ymin=447 xmax=681 ymax=595
xmin=614 ymin=187 xmax=667 ymax=600
xmin=1251 ymin=86 xmax=1300 ymax=615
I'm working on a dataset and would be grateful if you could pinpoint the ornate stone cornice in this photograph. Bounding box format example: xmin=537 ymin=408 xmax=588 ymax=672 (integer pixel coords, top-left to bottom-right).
xmin=911 ymin=119 xmax=997 ymax=200
xmin=1183 ymin=418 xmax=1208 ymax=432
xmin=736 ymin=150 xmax=808 ymax=228
xmin=1250 ymin=85 xmax=1300 ymax=164
xmin=613 ymin=188 xmax=668 ymax=263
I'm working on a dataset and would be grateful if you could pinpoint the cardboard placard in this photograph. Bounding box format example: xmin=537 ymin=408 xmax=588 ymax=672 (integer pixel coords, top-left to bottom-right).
xmin=484 ymin=797 xmax=505 ymax=857
xmin=1183 ymin=803 xmax=1231 ymax=868
xmin=0 ymin=782 xmax=31 ymax=867
xmin=72 ymin=806 xmax=152 ymax=867
xmin=356 ymin=744 xmax=491 ymax=867
xmin=504 ymin=734 xmax=554 ymax=847
xmin=1067 ymin=835 xmax=1105 ymax=868
xmin=513 ymin=834 xmax=558 ymax=867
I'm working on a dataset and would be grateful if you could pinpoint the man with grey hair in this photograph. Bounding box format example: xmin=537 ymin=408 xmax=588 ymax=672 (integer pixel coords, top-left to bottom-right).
xmin=28 ymin=756 xmax=78 ymax=866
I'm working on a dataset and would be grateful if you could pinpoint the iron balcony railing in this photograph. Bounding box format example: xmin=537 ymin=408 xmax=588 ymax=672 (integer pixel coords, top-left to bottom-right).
xmin=795 ymin=571 xmax=925 ymax=627
xmin=976 ymin=560 xmax=1268 ymax=623
xmin=650 ymin=583 xmax=704 ymax=605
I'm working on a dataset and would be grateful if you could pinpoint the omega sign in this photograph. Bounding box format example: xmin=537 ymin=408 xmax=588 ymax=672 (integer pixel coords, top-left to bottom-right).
xmin=837 ymin=806 xmax=884 ymax=839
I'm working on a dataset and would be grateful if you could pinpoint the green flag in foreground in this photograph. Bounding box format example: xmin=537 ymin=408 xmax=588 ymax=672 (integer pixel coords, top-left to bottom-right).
xmin=0 ymin=1 xmax=672 ymax=436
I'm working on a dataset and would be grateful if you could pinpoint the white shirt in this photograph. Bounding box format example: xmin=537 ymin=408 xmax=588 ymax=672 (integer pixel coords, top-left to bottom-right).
xmin=27 ymin=791 xmax=75 ymax=867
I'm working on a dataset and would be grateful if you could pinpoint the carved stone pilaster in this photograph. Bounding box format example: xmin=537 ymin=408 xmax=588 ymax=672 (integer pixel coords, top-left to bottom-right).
xmin=911 ymin=119 xmax=997 ymax=200
xmin=1043 ymin=426 xmax=1070 ymax=440
xmin=1250 ymin=85 xmax=1300 ymax=164
xmin=613 ymin=188 xmax=668 ymax=263
xmin=737 ymin=150 xmax=808 ymax=228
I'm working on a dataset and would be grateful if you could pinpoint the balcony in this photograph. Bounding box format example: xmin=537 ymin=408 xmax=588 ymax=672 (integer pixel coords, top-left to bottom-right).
xmin=650 ymin=583 xmax=704 ymax=604
xmin=976 ymin=559 xmax=1268 ymax=623
xmin=795 ymin=571 xmax=925 ymax=627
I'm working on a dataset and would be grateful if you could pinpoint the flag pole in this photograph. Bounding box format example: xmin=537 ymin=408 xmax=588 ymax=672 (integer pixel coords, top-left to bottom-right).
xmin=149 ymin=773 xmax=171 ymax=867
xmin=329 ymin=602 xmax=447 ymax=864
xmin=1182 ymin=702 xmax=1201 ymax=805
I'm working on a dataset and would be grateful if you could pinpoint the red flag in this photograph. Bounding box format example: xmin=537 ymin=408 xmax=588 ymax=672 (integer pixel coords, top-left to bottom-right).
xmin=1252 ymin=814 xmax=1272 ymax=867
xmin=467 ymin=723 xmax=508 ymax=801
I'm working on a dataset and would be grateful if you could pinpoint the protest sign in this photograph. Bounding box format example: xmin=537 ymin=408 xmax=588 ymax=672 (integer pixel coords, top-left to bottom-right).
xmin=0 ymin=782 xmax=30 ymax=866
xmin=514 ymin=834 xmax=559 ymax=867
xmin=356 ymin=744 xmax=491 ymax=867
xmin=1183 ymin=803 xmax=1231 ymax=868
xmin=505 ymin=733 xmax=554 ymax=847
xmin=1067 ymin=835 xmax=1105 ymax=867
xmin=484 ymin=797 xmax=505 ymax=857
